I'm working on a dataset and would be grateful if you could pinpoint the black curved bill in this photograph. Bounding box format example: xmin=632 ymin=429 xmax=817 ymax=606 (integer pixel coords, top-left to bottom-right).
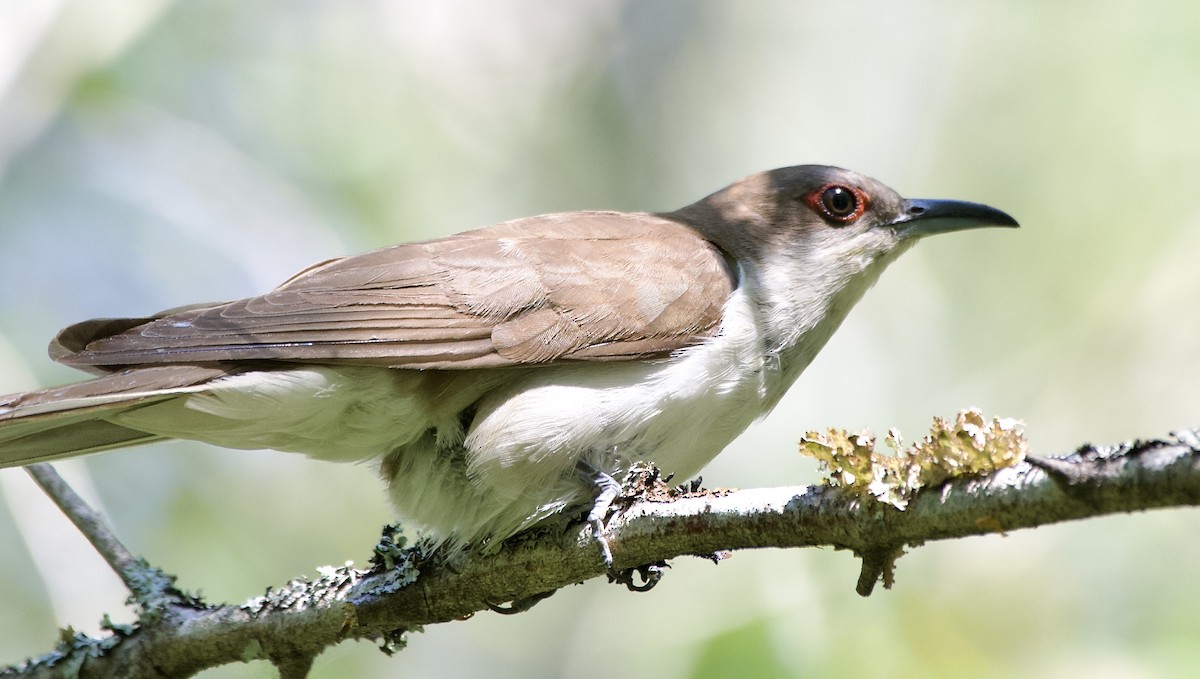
xmin=890 ymin=198 xmax=1019 ymax=238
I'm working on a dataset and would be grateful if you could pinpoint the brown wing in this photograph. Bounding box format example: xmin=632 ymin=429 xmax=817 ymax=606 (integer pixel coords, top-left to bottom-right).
xmin=52 ymin=211 xmax=737 ymax=371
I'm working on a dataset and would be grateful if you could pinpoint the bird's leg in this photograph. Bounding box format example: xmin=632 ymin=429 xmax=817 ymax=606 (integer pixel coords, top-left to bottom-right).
xmin=576 ymin=460 xmax=621 ymax=569
xmin=574 ymin=460 xmax=667 ymax=593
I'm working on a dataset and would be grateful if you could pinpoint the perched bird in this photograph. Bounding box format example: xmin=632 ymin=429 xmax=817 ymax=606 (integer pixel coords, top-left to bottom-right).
xmin=0 ymin=165 xmax=1016 ymax=559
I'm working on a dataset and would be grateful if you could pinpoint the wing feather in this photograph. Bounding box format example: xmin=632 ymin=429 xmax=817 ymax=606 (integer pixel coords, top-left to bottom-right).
xmin=52 ymin=212 xmax=736 ymax=371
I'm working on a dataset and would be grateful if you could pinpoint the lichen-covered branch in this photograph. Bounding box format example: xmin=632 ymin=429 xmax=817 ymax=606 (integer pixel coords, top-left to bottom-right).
xmin=4 ymin=427 xmax=1199 ymax=678
xmin=24 ymin=464 xmax=200 ymax=619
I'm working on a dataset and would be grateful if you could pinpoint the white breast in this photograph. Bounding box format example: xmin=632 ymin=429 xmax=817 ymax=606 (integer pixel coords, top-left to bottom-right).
xmin=460 ymin=286 xmax=777 ymax=498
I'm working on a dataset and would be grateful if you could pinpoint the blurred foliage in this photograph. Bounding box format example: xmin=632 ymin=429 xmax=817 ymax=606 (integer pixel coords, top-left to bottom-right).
xmin=0 ymin=1 xmax=1198 ymax=677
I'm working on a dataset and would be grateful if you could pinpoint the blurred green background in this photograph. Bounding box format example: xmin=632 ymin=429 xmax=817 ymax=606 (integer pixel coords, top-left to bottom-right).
xmin=1 ymin=1 xmax=1199 ymax=677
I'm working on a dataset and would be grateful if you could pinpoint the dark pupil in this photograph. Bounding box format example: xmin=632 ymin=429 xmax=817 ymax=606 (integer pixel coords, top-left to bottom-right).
xmin=822 ymin=187 xmax=856 ymax=216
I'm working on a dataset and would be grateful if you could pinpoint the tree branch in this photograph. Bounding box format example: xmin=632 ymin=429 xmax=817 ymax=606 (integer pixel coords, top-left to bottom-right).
xmin=23 ymin=464 xmax=188 ymax=615
xmin=4 ymin=428 xmax=1199 ymax=677
xmin=23 ymin=465 xmax=138 ymax=583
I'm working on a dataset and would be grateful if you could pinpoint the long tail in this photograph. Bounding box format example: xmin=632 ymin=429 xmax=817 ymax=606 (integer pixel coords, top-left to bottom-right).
xmin=0 ymin=365 xmax=231 ymax=467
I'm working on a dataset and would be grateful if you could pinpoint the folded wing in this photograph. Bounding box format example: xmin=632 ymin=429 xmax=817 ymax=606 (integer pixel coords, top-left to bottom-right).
xmin=52 ymin=212 xmax=737 ymax=371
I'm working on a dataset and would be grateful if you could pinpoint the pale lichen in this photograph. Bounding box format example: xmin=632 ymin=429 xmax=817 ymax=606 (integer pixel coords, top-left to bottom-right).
xmin=798 ymin=408 xmax=1028 ymax=509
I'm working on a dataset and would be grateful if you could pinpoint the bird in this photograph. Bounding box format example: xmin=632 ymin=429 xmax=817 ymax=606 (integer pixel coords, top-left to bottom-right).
xmin=0 ymin=165 xmax=1017 ymax=562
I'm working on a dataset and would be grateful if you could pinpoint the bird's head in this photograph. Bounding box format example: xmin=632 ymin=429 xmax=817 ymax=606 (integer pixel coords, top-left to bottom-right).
xmin=674 ymin=164 xmax=1017 ymax=273
xmin=668 ymin=164 xmax=1018 ymax=378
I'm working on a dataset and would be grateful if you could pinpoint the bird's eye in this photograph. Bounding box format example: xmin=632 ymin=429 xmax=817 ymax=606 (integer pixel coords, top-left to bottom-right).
xmin=818 ymin=185 xmax=861 ymax=221
xmin=800 ymin=183 xmax=867 ymax=224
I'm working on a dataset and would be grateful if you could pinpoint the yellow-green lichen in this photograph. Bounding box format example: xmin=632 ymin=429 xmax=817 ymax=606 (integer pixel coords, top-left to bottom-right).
xmin=798 ymin=408 xmax=1028 ymax=509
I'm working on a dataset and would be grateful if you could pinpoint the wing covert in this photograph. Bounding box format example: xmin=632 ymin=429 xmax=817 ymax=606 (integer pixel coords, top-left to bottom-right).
xmin=53 ymin=212 xmax=737 ymax=371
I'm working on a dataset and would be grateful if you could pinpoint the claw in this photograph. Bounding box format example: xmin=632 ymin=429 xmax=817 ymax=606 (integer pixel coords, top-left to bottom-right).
xmin=608 ymin=561 xmax=668 ymax=592
xmin=487 ymin=590 xmax=556 ymax=615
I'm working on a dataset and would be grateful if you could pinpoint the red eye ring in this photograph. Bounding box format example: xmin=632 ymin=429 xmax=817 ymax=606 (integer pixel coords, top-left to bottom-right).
xmin=804 ymin=184 xmax=868 ymax=224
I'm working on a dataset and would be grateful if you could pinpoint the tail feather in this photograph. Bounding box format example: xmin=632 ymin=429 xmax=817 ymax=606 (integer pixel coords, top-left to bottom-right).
xmin=0 ymin=364 xmax=233 ymax=468
xmin=0 ymin=420 xmax=165 ymax=466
